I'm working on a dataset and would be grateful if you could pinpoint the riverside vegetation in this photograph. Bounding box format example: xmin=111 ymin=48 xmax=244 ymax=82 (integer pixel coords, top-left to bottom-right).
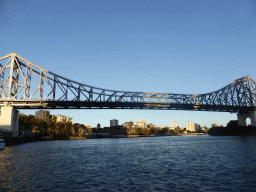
xmin=19 ymin=114 xmax=93 ymax=140
xmin=208 ymin=120 xmax=256 ymax=136
xmin=17 ymin=114 xmax=256 ymax=140
xmin=18 ymin=114 xmax=182 ymax=140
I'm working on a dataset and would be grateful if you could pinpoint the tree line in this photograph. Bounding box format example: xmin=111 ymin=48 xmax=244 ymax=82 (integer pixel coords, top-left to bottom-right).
xmin=19 ymin=114 xmax=93 ymax=139
xmin=19 ymin=114 xmax=189 ymax=139
xmin=208 ymin=120 xmax=256 ymax=136
xmin=94 ymin=126 xmax=178 ymax=136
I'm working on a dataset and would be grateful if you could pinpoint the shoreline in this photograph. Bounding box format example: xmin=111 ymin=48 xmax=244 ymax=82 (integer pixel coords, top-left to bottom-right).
xmin=2 ymin=133 xmax=214 ymax=147
xmin=4 ymin=133 xmax=256 ymax=147
xmin=4 ymin=134 xmax=178 ymax=146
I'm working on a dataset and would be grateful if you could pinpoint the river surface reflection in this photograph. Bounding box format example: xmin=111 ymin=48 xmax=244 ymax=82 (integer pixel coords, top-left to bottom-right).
xmin=1 ymin=135 xmax=256 ymax=191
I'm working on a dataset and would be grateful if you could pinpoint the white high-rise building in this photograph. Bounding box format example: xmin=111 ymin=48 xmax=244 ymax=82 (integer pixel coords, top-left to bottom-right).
xmin=55 ymin=115 xmax=73 ymax=123
xmin=186 ymin=121 xmax=193 ymax=131
xmin=136 ymin=119 xmax=147 ymax=128
xmin=172 ymin=121 xmax=178 ymax=128
xmin=192 ymin=123 xmax=196 ymax=131
xmin=186 ymin=121 xmax=200 ymax=132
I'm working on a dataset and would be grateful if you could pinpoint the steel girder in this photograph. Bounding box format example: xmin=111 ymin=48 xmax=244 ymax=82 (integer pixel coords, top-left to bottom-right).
xmin=0 ymin=53 xmax=255 ymax=112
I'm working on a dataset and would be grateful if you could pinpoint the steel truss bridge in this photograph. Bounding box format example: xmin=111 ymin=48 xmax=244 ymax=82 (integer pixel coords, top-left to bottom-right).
xmin=0 ymin=52 xmax=256 ymax=113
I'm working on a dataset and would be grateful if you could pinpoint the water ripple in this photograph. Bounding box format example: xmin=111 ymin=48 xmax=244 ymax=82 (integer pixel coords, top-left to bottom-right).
xmin=1 ymin=135 xmax=256 ymax=191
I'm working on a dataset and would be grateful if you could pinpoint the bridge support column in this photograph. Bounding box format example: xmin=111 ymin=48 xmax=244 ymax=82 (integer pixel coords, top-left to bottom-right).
xmin=237 ymin=113 xmax=247 ymax=126
xmin=237 ymin=111 xmax=256 ymax=127
xmin=250 ymin=111 xmax=256 ymax=127
xmin=0 ymin=106 xmax=19 ymax=137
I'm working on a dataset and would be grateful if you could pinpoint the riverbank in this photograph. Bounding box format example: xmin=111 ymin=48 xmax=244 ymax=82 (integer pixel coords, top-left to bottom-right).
xmin=208 ymin=125 xmax=256 ymax=136
xmin=185 ymin=133 xmax=206 ymax=136
xmin=3 ymin=134 xmax=174 ymax=146
xmin=69 ymin=136 xmax=87 ymax=140
xmin=87 ymin=133 xmax=178 ymax=139
xmin=4 ymin=136 xmax=89 ymax=146
xmin=3 ymin=133 xmax=208 ymax=146
xmin=4 ymin=136 xmax=50 ymax=146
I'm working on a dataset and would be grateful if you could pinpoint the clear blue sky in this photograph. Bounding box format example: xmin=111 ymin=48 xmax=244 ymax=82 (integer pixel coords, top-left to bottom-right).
xmin=1 ymin=0 xmax=256 ymax=128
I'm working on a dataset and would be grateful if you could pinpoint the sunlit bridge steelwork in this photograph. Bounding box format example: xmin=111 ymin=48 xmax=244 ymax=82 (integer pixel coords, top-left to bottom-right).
xmin=0 ymin=52 xmax=256 ymax=136
xmin=1 ymin=52 xmax=256 ymax=111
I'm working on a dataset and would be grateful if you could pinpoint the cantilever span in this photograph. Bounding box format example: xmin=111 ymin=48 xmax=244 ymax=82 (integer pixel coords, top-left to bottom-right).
xmin=0 ymin=52 xmax=256 ymax=136
xmin=0 ymin=52 xmax=256 ymax=113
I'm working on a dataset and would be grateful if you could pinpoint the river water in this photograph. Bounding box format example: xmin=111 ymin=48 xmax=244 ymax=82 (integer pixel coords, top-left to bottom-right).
xmin=1 ymin=135 xmax=256 ymax=191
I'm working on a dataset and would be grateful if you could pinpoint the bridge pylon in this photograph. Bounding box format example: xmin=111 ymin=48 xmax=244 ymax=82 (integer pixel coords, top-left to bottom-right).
xmin=0 ymin=106 xmax=19 ymax=137
xmin=237 ymin=111 xmax=256 ymax=127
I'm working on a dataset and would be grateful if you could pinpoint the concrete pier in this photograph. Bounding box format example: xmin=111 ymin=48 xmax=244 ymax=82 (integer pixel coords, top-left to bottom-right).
xmin=237 ymin=111 xmax=256 ymax=127
xmin=0 ymin=106 xmax=19 ymax=137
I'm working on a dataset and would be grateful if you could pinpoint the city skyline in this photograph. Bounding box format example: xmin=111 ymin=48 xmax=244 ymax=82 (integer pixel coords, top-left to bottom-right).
xmin=32 ymin=109 xmax=214 ymax=129
xmin=1 ymin=0 xmax=256 ymax=128
xmin=22 ymin=107 xmax=237 ymax=128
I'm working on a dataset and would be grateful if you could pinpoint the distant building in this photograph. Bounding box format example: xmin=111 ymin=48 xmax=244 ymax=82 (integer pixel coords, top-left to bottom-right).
xmin=201 ymin=126 xmax=209 ymax=132
xmin=148 ymin=123 xmax=156 ymax=128
xmin=55 ymin=115 xmax=73 ymax=124
xmin=110 ymin=119 xmax=119 ymax=127
xmin=35 ymin=110 xmax=50 ymax=121
xmin=97 ymin=123 xmax=101 ymax=128
xmin=186 ymin=121 xmax=194 ymax=131
xmin=55 ymin=115 xmax=65 ymax=122
xmin=136 ymin=119 xmax=147 ymax=128
xmin=172 ymin=121 xmax=178 ymax=128
xmin=123 ymin=121 xmax=134 ymax=128
xmin=212 ymin=123 xmax=217 ymax=127
xmin=186 ymin=121 xmax=201 ymax=132
xmin=195 ymin=124 xmax=201 ymax=132
xmin=186 ymin=121 xmax=191 ymax=131
xmin=66 ymin=117 xmax=73 ymax=123
xmin=212 ymin=123 xmax=222 ymax=128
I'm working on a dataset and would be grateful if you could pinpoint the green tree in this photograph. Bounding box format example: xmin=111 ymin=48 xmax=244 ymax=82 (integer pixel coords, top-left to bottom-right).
xmin=64 ymin=122 xmax=71 ymax=138
xmin=151 ymin=128 xmax=158 ymax=134
xmin=47 ymin=118 xmax=56 ymax=135
xmin=73 ymin=123 xmax=80 ymax=136
xmin=169 ymin=130 xmax=176 ymax=134
xmin=135 ymin=128 xmax=141 ymax=135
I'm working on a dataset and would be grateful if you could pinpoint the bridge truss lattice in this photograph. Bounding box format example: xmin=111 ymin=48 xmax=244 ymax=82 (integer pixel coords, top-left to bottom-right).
xmin=0 ymin=53 xmax=256 ymax=112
